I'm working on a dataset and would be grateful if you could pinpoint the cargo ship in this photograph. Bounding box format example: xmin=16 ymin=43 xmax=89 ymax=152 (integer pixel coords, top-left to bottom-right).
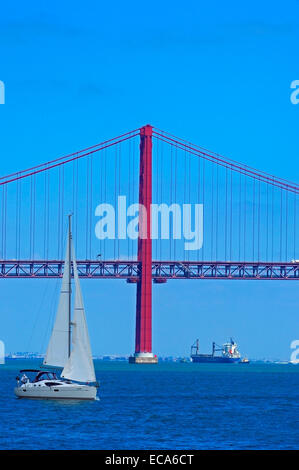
xmin=191 ymin=338 xmax=242 ymax=363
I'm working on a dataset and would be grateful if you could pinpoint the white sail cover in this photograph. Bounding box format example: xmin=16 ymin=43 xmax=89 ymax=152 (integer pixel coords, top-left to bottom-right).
xmin=43 ymin=236 xmax=71 ymax=368
xmin=61 ymin=243 xmax=96 ymax=383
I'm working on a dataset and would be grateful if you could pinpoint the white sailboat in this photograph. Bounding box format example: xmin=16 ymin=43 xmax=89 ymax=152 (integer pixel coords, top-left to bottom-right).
xmin=14 ymin=216 xmax=98 ymax=400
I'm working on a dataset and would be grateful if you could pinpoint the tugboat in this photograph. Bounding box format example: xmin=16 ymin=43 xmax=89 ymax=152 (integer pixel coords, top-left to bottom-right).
xmin=240 ymin=357 xmax=250 ymax=364
xmin=191 ymin=338 xmax=241 ymax=363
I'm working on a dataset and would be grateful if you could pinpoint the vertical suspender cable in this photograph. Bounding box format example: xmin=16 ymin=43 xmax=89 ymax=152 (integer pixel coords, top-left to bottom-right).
xmin=118 ymin=144 xmax=121 ymax=260
xmin=216 ymin=164 xmax=219 ymax=261
xmin=238 ymin=172 xmax=241 ymax=261
xmin=252 ymin=179 xmax=255 ymax=261
xmin=285 ymin=190 xmax=288 ymax=261
xmin=211 ymin=164 xmax=214 ymax=260
xmin=294 ymin=192 xmax=297 ymax=260
xmin=229 ymin=168 xmax=233 ymax=261
xmin=174 ymin=145 xmax=177 ymax=260
xmin=280 ymin=188 xmax=283 ymax=261
xmin=266 ymin=184 xmax=269 ymax=261
xmin=90 ymin=156 xmax=93 ymax=259
xmin=202 ymin=159 xmax=205 ymax=262
xmin=243 ymin=175 xmax=247 ymax=261
xmin=225 ymin=168 xmax=228 ymax=261
xmin=257 ymin=179 xmax=261 ymax=262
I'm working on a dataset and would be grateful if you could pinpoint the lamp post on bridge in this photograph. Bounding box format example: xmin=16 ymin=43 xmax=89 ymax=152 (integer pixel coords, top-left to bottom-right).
xmin=129 ymin=125 xmax=158 ymax=364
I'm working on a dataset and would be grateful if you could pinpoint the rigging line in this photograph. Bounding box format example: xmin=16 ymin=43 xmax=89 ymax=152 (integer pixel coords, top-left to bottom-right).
xmin=39 ymin=278 xmax=60 ymax=355
xmin=1 ymin=133 xmax=139 ymax=187
xmin=26 ymin=278 xmax=52 ymax=353
xmin=152 ymin=135 xmax=299 ymax=194
xmin=152 ymin=130 xmax=299 ymax=190
xmin=0 ymin=128 xmax=141 ymax=182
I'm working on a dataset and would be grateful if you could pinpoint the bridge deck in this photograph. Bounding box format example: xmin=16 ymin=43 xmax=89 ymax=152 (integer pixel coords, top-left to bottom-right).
xmin=0 ymin=260 xmax=299 ymax=280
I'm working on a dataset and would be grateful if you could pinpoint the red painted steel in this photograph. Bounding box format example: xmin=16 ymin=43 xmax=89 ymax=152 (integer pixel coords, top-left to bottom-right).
xmin=1 ymin=260 xmax=299 ymax=280
xmin=135 ymin=125 xmax=153 ymax=354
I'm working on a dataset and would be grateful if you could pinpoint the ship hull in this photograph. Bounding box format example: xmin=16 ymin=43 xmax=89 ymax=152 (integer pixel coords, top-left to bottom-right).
xmin=191 ymin=355 xmax=241 ymax=363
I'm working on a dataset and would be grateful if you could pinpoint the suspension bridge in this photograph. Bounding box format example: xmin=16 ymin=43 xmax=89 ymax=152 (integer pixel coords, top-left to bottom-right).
xmin=1 ymin=124 xmax=299 ymax=362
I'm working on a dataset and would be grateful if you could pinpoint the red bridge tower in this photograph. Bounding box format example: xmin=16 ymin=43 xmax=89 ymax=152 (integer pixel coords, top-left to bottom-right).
xmin=129 ymin=125 xmax=158 ymax=364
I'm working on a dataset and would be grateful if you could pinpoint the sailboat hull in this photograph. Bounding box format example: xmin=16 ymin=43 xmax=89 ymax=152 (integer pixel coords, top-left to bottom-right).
xmin=14 ymin=382 xmax=97 ymax=400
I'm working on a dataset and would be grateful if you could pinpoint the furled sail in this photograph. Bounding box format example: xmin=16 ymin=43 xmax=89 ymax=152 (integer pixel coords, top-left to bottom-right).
xmin=61 ymin=243 xmax=96 ymax=383
xmin=43 ymin=236 xmax=71 ymax=368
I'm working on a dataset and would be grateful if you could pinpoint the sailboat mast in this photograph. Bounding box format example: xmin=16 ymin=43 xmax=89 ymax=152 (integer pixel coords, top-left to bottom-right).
xmin=68 ymin=214 xmax=72 ymax=358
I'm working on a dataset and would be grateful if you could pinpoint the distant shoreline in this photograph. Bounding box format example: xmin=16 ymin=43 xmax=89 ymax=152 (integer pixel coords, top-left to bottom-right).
xmin=3 ymin=356 xmax=295 ymax=364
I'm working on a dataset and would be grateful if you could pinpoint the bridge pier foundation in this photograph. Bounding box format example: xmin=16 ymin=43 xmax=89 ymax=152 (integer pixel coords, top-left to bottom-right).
xmin=129 ymin=352 xmax=158 ymax=364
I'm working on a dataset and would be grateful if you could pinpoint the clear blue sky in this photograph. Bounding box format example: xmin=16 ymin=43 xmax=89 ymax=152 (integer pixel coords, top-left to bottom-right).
xmin=0 ymin=1 xmax=299 ymax=359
